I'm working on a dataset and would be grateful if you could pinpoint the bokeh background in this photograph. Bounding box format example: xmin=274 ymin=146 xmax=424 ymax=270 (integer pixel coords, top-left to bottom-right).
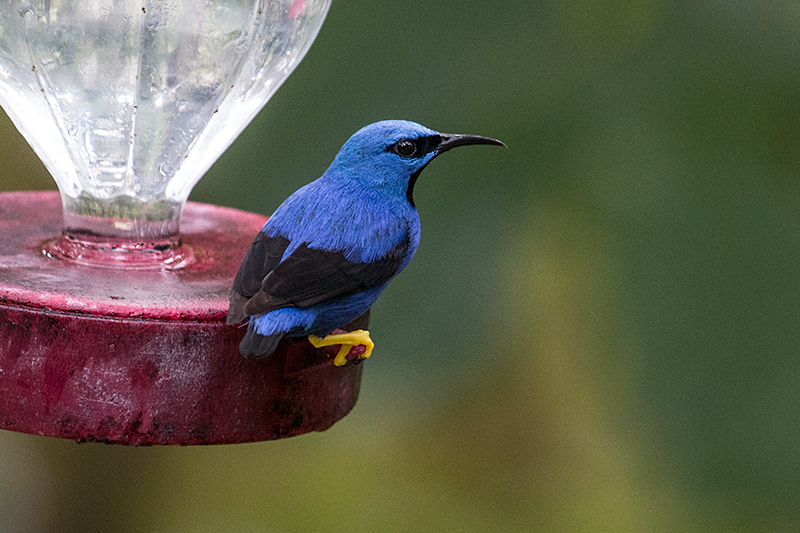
xmin=2 ymin=1 xmax=800 ymax=531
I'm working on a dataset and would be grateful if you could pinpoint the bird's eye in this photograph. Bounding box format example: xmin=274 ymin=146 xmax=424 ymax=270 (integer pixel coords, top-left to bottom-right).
xmin=393 ymin=139 xmax=417 ymax=158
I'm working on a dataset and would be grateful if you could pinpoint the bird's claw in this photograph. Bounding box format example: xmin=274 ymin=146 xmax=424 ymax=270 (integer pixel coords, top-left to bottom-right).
xmin=308 ymin=329 xmax=374 ymax=366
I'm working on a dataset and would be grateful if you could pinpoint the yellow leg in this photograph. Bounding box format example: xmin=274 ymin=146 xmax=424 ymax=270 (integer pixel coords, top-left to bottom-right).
xmin=308 ymin=329 xmax=374 ymax=366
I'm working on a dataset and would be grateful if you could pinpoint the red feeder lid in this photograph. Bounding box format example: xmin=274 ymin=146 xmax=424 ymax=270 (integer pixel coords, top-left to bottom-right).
xmin=0 ymin=191 xmax=363 ymax=445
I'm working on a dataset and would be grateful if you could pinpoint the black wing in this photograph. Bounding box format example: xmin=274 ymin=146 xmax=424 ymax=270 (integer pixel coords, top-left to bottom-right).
xmin=242 ymin=235 xmax=409 ymax=318
xmin=227 ymin=233 xmax=290 ymax=324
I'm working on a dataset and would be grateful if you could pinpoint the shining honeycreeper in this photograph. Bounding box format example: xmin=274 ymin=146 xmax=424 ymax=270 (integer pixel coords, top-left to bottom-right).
xmin=227 ymin=120 xmax=504 ymax=365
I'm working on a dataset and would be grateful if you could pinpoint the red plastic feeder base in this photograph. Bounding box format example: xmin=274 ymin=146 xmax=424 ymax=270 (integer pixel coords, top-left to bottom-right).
xmin=0 ymin=191 xmax=363 ymax=445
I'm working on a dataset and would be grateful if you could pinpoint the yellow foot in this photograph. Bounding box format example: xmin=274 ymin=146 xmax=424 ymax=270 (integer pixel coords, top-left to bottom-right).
xmin=308 ymin=329 xmax=374 ymax=367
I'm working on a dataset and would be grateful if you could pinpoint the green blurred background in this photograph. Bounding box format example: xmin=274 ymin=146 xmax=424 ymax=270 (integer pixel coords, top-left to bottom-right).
xmin=2 ymin=0 xmax=800 ymax=531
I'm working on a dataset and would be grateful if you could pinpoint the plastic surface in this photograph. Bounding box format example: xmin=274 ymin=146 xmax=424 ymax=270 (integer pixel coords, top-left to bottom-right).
xmin=0 ymin=0 xmax=331 ymax=240
xmin=0 ymin=0 xmax=330 ymax=208
xmin=0 ymin=191 xmax=363 ymax=445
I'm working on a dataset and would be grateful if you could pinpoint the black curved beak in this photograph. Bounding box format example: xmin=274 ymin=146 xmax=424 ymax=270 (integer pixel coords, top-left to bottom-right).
xmin=436 ymin=133 xmax=506 ymax=153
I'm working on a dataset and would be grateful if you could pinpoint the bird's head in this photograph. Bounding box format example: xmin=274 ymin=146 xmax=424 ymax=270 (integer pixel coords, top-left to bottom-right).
xmin=326 ymin=120 xmax=505 ymax=207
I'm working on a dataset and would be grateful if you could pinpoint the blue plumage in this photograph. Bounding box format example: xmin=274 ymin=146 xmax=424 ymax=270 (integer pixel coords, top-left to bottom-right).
xmin=227 ymin=120 xmax=504 ymax=359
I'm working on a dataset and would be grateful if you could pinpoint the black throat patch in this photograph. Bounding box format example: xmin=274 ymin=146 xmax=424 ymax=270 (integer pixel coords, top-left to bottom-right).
xmin=406 ymin=162 xmax=430 ymax=208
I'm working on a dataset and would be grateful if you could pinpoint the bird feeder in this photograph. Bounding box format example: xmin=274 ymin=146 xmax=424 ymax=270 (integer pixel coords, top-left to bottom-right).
xmin=0 ymin=0 xmax=364 ymax=445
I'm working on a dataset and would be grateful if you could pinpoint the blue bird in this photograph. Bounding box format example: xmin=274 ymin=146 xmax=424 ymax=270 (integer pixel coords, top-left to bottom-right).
xmin=227 ymin=120 xmax=504 ymax=365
